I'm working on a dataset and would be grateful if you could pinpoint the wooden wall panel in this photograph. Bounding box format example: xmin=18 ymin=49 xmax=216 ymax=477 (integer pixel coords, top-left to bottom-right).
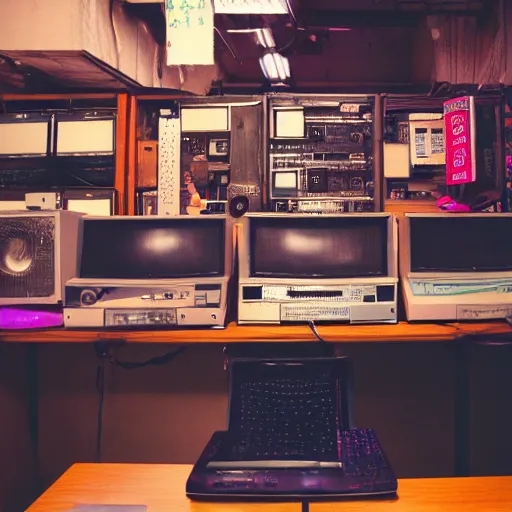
xmin=35 ymin=342 xmax=461 ymax=488
xmin=228 ymin=103 xmax=263 ymax=210
xmin=0 ymin=344 xmax=36 ymax=512
xmin=115 ymin=93 xmax=129 ymax=215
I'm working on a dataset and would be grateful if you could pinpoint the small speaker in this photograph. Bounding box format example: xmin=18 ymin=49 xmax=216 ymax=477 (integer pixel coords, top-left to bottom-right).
xmin=0 ymin=210 xmax=83 ymax=305
xmin=227 ymin=183 xmax=261 ymax=213
xmin=229 ymin=195 xmax=249 ymax=218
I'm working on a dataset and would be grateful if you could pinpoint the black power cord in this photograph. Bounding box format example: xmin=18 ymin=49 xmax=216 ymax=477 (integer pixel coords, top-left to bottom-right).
xmin=93 ymin=343 xmax=186 ymax=462
xmin=111 ymin=346 xmax=186 ymax=370
xmin=95 ymin=361 xmax=106 ymax=463
xmin=308 ymin=321 xmax=333 ymax=357
xmin=308 ymin=320 xmax=326 ymax=344
xmin=94 ymin=342 xmax=110 ymax=463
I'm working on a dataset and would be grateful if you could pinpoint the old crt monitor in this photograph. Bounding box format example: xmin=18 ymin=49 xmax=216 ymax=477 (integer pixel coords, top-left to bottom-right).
xmin=64 ymin=215 xmax=233 ymax=328
xmin=237 ymin=213 xmax=398 ymax=325
xmin=400 ymin=213 xmax=512 ymax=321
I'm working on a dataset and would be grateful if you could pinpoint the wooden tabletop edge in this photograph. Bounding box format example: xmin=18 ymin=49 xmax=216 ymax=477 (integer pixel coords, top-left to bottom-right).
xmin=1 ymin=321 xmax=510 ymax=343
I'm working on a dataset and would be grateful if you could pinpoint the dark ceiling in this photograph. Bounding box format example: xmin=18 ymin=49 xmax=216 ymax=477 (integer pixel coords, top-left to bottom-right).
xmin=210 ymin=0 xmax=489 ymax=89
xmin=0 ymin=0 xmax=490 ymax=94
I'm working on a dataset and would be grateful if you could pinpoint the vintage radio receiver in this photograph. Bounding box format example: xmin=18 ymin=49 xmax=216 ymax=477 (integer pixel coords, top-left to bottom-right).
xmin=0 ymin=210 xmax=83 ymax=305
xmin=400 ymin=213 xmax=512 ymax=321
xmin=409 ymin=118 xmax=445 ymax=167
xmin=237 ymin=213 xmax=398 ymax=325
xmin=64 ymin=216 xmax=233 ymax=328
xmin=268 ymin=96 xmax=376 ymax=213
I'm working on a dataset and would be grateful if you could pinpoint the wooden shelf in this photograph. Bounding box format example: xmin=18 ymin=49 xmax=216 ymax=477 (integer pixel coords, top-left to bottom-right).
xmin=384 ymin=200 xmax=439 ymax=215
xmin=1 ymin=321 xmax=510 ymax=344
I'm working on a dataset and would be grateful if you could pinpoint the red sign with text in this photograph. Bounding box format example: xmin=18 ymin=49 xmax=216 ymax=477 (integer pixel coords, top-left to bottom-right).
xmin=443 ymin=96 xmax=476 ymax=186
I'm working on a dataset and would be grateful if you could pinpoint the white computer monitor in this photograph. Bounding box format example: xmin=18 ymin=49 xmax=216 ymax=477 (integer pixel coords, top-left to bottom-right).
xmin=237 ymin=213 xmax=398 ymax=325
xmin=400 ymin=213 xmax=512 ymax=321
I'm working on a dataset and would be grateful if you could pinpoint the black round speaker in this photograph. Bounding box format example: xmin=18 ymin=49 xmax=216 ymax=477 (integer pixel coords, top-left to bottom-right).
xmin=229 ymin=195 xmax=250 ymax=218
xmin=80 ymin=289 xmax=98 ymax=306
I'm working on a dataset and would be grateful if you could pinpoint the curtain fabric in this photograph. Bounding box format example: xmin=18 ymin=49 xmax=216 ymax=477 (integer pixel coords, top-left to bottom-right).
xmin=430 ymin=0 xmax=509 ymax=85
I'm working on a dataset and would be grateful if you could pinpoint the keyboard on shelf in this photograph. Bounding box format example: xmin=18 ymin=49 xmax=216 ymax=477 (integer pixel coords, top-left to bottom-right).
xmin=341 ymin=428 xmax=391 ymax=477
xmin=229 ymin=376 xmax=339 ymax=461
xmin=189 ymin=428 xmax=397 ymax=498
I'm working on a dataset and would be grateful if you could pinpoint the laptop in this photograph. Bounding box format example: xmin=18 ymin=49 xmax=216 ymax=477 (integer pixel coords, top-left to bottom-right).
xmin=186 ymin=357 xmax=397 ymax=500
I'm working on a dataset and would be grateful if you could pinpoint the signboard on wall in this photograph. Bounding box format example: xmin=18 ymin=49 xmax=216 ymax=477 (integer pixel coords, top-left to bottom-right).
xmin=443 ymin=96 xmax=477 ymax=186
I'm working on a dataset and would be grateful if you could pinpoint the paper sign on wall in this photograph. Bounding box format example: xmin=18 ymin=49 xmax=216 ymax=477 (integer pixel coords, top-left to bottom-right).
xmin=166 ymin=0 xmax=214 ymax=66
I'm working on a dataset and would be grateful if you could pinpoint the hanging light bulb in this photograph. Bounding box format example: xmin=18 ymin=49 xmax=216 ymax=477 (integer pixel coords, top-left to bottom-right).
xmin=259 ymin=49 xmax=291 ymax=82
xmin=255 ymin=28 xmax=276 ymax=48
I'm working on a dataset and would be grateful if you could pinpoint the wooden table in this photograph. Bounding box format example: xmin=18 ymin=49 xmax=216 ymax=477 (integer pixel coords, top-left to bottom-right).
xmin=2 ymin=321 xmax=511 ymax=344
xmin=311 ymin=476 xmax=512 ymax=511
xmin=27 ymin=464 xmax=296 ymax=512
xmin=27 ymin=463 xmax=512 ymax=512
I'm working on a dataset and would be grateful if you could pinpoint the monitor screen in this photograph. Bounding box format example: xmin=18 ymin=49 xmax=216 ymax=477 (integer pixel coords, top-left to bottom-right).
xmin=410 ymin=216 xmax=512 ymax=273
xmin=274 ymin=171 xmax=298 ymax=190
xmin=181 ymin=107 xmax=229 ymax=132
xmin=0 ymin=122 xmax=48 ymax=156
xmin=250 ymin=216 xmax=388 ymax=278
xmin=57 ymin=119 xmax=114 ymax=155
xmin=273 ymin=171 xmax=298 ymax=197
xmin=80 ymin=218 xmax=225 ymax=279
xmin=274 ymin=109 xmax=305 ymax=138
xmin=67 ymin=199 xmax=112 ymax=216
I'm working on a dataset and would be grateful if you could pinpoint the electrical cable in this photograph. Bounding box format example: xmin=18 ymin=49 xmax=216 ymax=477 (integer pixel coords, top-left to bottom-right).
xmin=308 ymin=321 xmax=332 ymax=356
xmin=472 ymin=316 xmax=512 ymax=345
xmin=449 ymin=316 xmax=512 ymax=346
xmin=214 ymin=27 xmax=238 ymax=62
xmin=95 ymin=360 xmax=106 ymax=463
xmin=308 ymin=320 xmax=325 ymax=344
xmin=94 ymin=345 xmax=186 ymax=463
xmin=110 ymin=346 xmax=186 ymax=370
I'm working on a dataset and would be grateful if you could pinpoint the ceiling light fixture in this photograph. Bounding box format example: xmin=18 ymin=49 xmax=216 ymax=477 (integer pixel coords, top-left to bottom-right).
xmin=259 ymin=49 xmax=291 ymax=82
xmin=255 ymin=28 xmax=276 ymax=48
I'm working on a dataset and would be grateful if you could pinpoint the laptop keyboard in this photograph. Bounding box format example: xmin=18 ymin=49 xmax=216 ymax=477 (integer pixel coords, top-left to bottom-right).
xmin=229 ymin=377 xmax=340 ymax=461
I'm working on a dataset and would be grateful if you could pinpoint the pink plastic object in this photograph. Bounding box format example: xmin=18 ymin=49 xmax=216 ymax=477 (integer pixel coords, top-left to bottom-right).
xmin=0 ymin=308 xmax=63 ymax=330
xmin=436 ymin=196 xmax=471 ymax=213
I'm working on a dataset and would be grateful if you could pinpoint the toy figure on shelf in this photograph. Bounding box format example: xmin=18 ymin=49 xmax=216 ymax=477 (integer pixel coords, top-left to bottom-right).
xmin=181 ymin=169 xmax=203 ymax=215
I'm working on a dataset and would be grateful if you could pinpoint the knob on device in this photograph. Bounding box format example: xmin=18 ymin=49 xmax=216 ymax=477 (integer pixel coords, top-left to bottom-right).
xmin=80 ymin=289 xmax=98 ymax=306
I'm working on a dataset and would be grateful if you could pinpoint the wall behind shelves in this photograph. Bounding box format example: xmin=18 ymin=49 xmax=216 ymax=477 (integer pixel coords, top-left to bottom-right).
xmin=2 ymin=340 xmax=511 ymax=510
xmin=31 ymin=341 xmax=511 ymax=487
xmin=0 ymin=344 xmax=37 ymax=512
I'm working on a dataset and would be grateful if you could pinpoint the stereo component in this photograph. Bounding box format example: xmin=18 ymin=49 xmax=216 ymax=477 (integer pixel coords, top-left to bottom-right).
xmin=0 ymin=210 xmax=82 ymax=305
xmin=269 ymin=97 xmax=376 ymax=213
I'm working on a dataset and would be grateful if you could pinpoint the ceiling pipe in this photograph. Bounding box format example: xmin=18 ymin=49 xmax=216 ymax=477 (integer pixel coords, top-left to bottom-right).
xmin=302 ymin=8 xmax=485 ymax=29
